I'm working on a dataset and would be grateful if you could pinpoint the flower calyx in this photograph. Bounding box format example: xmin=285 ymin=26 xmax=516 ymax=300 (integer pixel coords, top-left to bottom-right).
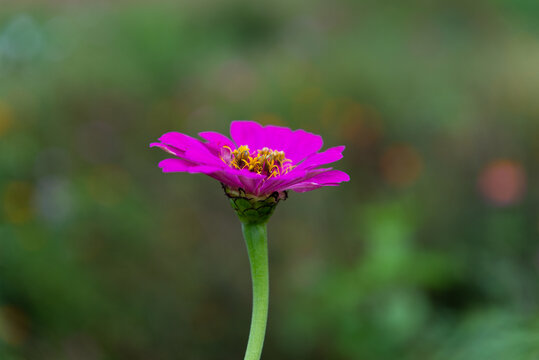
xmin=222 ymin=185 xmax=287 ymax=224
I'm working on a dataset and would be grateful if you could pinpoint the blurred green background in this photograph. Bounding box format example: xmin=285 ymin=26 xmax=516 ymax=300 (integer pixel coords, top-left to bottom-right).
xmin=1 ymin=0 xmax=539 ymax=359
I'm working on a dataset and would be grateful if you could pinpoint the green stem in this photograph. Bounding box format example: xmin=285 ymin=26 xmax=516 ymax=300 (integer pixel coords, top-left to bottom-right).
xmin=241 ymin=222 xmax=269 ymax=360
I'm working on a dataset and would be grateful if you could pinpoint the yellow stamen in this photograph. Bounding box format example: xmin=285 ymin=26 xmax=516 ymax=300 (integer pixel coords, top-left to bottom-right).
xmin=225 ymin=145 xmax=294 ymax=178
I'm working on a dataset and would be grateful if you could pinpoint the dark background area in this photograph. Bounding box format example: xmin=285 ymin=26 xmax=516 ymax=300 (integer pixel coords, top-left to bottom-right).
xmin=1 ymin=0 xmax=539 ymax=359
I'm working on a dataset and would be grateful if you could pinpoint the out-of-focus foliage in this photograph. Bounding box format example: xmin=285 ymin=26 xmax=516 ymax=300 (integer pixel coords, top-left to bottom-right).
xmin=1 ymin=0 xmax=538 ymax=359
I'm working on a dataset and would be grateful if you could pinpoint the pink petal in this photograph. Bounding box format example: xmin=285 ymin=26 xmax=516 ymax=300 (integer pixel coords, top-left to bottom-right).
xmin=297 ymin=146 xmax=345 ymax=170
xmin=155 ymin=132 xmax=225 ymax=167
xmin=150 ymin=142 xmax=186 ymax=157
xmin=238 ymin=176 xmax=265 ymax=196
xmin=158 ymin=158 xmax=197 ymax=172
xmin=229 ymin=121 xmax=264 ymax=150
xmin=229 ymin=121 xmax=323 ymax=163
xmin=262 ymin=125 xmax=323 ymax=163
xmin=261 ymin=167 xmax=343 ymax=193
xmin=287 ymin=170 xmax=350 ymax=192
xmin=158 ymin=132 xmax=200 ymax=151
xmin=207 ymin=171 xmax=243 ymax=189
xmin=199 ymin=131 xmax=236 ymax=150
xmin=158 ymin=159 xmax=250 ymax=190
xmin=183 ymin=147 xmax=227 ymax=166
xmin=258 ymin=168 xmax=309 ymax=194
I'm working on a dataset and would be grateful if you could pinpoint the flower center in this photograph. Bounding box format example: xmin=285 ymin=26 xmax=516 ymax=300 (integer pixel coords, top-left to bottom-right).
xmin=223 ymin=145 xmax=293 ymax=178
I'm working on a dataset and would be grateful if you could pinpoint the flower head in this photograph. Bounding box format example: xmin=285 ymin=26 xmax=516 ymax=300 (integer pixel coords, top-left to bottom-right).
xmin=151 ymin=121 xmax=349 ymax=199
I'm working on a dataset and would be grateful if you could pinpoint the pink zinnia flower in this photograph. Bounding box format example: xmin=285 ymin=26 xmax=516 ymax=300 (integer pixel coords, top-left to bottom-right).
xmin=151 ymin=120 xmax=349 ymax=360
xmin=150 ymin=121 xmax=349 ymax=197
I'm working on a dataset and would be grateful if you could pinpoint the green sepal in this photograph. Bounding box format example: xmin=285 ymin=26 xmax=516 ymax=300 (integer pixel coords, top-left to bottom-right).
xmin=222 ymin=185 xmax=287 ymax=224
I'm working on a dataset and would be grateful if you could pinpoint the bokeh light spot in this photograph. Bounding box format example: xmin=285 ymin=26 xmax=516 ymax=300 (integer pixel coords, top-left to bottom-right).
xmin=478 ymin=159 xmax=526 ymax=206
xmin=0 ymin=101 xmax=13 ymax=136
xmin=341 ymin=105 xmax=384 ymax=149
xmin=0 ymin=305 xmax=29 ymax=346
xmin=2 ymin=181 xmax=34 ymax=224
xmin=34 ymin=176 xmax=73 ymax=225
xmin=0 ymin=14 xmax=44 ymax=62
xmin=380 ymin=144 xmax=423 ymax=188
